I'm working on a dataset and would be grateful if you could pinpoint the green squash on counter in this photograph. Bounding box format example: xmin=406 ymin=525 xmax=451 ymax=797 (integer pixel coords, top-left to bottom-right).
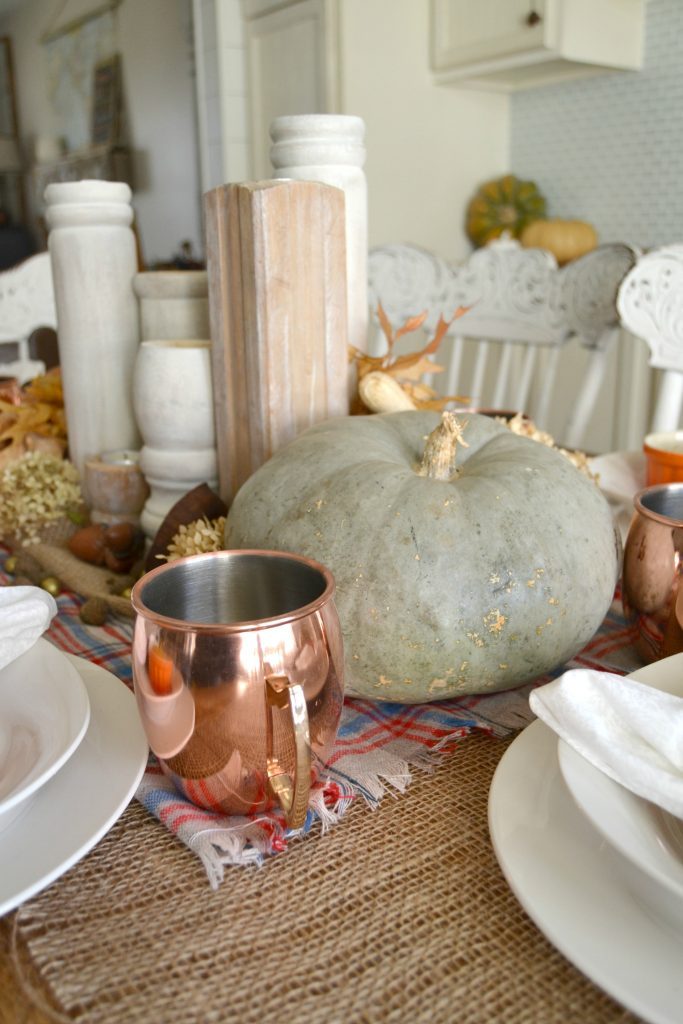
xmin=224 ymin=411 xmax=619 ymax=703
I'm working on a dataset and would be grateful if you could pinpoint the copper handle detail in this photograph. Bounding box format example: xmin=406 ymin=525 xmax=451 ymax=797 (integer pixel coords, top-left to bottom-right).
xmin=265 ymin=675 xmax=310 ymax=828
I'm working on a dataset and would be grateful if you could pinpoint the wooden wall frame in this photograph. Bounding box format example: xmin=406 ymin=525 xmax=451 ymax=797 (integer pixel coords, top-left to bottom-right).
xmin=0 ymin=36 xmax=18 ymax=138
xmin=0 ymin=36 xmax=25 ymax=225
xmin=91 ymin=53 xmax=121 ymax=147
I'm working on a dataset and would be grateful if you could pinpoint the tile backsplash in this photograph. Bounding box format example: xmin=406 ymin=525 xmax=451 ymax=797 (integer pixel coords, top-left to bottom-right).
xmin=511 ymin=0 xmax=683 ymax=250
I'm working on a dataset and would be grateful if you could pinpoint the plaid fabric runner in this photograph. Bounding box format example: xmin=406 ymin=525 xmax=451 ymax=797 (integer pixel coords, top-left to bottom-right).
xmin=10 ymin=557 xmax=644 ymax=886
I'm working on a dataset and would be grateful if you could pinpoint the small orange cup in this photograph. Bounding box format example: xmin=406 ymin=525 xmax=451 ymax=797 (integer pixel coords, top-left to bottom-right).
xmin=643 ymin=431 xmax=683 ymax=485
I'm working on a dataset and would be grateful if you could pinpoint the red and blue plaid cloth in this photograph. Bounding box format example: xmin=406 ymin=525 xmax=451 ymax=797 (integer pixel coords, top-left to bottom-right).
xmin=32 ymin=570 xmax=643 ymax=885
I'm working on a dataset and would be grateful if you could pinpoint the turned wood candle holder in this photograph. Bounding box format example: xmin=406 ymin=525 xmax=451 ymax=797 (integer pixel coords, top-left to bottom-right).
xmin=84 ymin=450 xmax=150 ymax=526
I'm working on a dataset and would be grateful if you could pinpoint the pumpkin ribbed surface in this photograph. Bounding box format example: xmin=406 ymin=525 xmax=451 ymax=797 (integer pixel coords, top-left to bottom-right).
xmin=465 ymin=174 xmax=546 ymax=247
xmin=225 ymin=412 xmax=618 ymax=703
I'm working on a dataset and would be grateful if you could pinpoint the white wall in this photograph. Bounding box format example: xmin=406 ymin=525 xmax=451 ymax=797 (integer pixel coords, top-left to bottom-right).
xmin=339 ymin=0 xmax=509 ymax=260
xmin=511 ymin=0 xmax=681 ymax=251
xmin=118 ymin=0 xmax=202 ymax=265
xmin=0 ymin=0 xmax=202 ymax=266
xmin=510 ymin=0 xmax=682 ymax=449
xmin=3 ymin=0 xmax=508 ymax=266
xmin=194 ymin=0 xmax=249 ymax=193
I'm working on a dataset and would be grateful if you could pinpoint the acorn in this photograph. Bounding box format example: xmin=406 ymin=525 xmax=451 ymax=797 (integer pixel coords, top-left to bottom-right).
xmin=68 ymin=524 xmax=107 ymax=565
xmin=102 ymin=522 xmax=146 ymax=573
xmin=40 ymin=576 xmax=61 ymax=597
xmin=4 ymin=555 xmax=17 ymax=574
xmin=79 ymin=596 xmax=108 ymax=626
xmin=103 ymin=521 xmax=139 ymax=550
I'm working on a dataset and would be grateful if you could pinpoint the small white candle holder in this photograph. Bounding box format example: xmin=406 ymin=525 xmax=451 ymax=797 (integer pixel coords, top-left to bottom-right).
xmin=84 ymin=449 xmax=150 ymax=526
xmin=133 ymin=340 xmax=218 ymax=539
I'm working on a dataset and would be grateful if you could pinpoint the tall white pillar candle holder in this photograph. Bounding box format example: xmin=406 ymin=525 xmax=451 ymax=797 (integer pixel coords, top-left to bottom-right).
xmin=45 ymin=180 xmax=141 ymax=482
xmin=269 ymin=114 xmax=368 ymax=356
xmin=133 ymin=340 xmax=218 ymax=539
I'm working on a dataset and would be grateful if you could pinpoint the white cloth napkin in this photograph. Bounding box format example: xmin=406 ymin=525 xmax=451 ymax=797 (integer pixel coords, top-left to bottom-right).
xmin=529 ymin=668 xmax=683 ymax=818
xmin=0 ymin=585 xmax=57 ymax=673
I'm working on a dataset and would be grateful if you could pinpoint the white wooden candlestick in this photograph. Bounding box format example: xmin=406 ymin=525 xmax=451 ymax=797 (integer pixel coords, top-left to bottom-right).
xmin=270 ymin=114 xmax=368 ymax=356
xmin=133 ymin=340 xmax=218 ymax=538
xmin=133 ymin=270 xmax=210 ymax=341
xmin=45 ymin=180 xmax=141 ymax=482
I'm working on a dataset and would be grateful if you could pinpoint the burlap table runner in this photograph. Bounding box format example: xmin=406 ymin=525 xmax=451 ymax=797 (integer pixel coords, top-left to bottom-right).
xmin=1 ymin=734 xmax=642 ymax=1024
xmin=16 ymin=542 xmax=134 ymax=618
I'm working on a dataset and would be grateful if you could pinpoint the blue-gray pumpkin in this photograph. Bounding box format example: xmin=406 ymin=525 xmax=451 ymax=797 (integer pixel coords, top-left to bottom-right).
xmin=225 ymin=411 xmax=619 ymax=702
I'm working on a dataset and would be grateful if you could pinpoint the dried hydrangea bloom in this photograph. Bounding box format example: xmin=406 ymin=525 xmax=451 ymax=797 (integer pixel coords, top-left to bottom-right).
xmin=0 ymin=451 xmax=82 ymax=544
xmin=162 ymin=516 xmax=227 ymax=562
xmin=497 ymin=412 xmax=596 ymax=480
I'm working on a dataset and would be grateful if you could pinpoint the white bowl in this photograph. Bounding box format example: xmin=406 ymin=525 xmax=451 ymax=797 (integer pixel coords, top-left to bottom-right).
xmin=0 ymin=638 xmax=90 ymax=832
xmin=557 ymin=653 xmax=683 ymax=934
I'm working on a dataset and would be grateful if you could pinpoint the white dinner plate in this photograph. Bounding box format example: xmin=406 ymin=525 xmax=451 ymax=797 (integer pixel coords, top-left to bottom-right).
xmin=0 ymin=638 xmax=90 ymax=826
xmin=588 ymin=449 xmax=645 ymax=506
xmin=558 ymin=654 xmax=683 ymax=934
xmin=0 ymin=653 xmax=149 ymax=917
xmin=588 ymin=449 xmax=645 ymax=545
xmin=489 ymin=719 xmax=683 ymax=1024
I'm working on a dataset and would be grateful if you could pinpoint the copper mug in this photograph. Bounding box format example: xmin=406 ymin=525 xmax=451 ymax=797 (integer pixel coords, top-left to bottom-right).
xmin=622 ymin=483 xmax=683 ymax=662
xmin=130 ymin=549 xmax=344 ymax=827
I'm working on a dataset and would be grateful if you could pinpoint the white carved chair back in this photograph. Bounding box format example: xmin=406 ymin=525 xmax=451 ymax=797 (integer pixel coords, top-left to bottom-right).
xmin=368 ymin=239 xmax=637 ymax=448
xmin=560 ymin=242 xmax=640 ymax=447
xmin=617 ymin=245 xmax=683 ymax=433
xmin=368 ymin=239 xmax=565 ymax=418
xmin=0 ymin=252 xmax=57 ymax=383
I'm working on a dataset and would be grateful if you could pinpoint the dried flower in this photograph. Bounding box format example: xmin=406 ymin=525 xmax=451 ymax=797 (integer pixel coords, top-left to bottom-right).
xmin=0 ymin=369 xmax=67 ymax=471
xmin=0 ymin=451 xmax=83 ymax=544
xmin=500 ymin=413 xmax=596 ymax=480
xmin=349 ymin=303 xmax=470 ymax=413
xmin=161 ymin=516 xmax=227 ymax=562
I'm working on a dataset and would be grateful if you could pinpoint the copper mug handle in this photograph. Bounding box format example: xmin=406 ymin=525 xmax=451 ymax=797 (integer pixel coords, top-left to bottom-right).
xmin=265 ymin=675 xmax=311 ymax=829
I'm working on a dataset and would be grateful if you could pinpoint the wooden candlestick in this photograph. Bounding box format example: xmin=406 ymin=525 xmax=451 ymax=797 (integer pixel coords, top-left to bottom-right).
xmin=204 ymin=179 xmax=349 ymax=504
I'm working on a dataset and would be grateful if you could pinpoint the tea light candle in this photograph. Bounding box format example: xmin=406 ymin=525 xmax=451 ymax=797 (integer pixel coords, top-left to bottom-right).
xmin=84 ymin=450 xmax=150 ymax=525
xmin=101 ymin=450 xmax=137 ymax=464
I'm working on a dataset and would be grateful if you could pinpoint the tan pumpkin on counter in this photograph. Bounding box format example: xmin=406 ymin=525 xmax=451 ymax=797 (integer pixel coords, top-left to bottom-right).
xmin=520 ymin=218 xmax=598 ymax=265
xmin=225 ymin=411 xmax=619 ymax=703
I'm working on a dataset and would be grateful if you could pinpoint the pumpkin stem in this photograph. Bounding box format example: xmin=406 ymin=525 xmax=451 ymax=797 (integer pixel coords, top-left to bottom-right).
xmin=418 ymin=412 xmax=469 ymax=481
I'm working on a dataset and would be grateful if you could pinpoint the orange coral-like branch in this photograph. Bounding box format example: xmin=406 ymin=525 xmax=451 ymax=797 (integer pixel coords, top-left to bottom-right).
xmin=350 ymin=304 xmax=470 ymax=411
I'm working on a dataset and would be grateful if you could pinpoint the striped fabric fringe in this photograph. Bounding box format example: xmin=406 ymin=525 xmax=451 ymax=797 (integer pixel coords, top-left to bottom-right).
xmin=39 ymin=579 xmax=643 ymax=886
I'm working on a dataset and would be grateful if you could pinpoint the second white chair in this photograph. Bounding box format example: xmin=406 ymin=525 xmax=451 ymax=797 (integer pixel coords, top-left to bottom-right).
xmin=617 ymin=244 xmax=683 ymax=434
xmin=0 ymin=251 xmax=57 ymax=383
xmin=368 ymin=237 xmax=638 ymax=449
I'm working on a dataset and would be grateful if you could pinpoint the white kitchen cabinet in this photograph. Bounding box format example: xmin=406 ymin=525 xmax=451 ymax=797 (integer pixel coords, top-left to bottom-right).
xmin=431 ymin=0 xmax=645 ymax=92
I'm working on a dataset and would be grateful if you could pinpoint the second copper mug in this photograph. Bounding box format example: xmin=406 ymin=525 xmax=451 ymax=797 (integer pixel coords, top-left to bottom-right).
xmin=130 ymin=549 xmax=344 ymax=827
xmin=622 ymin=483 xmax=683 ymax=662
